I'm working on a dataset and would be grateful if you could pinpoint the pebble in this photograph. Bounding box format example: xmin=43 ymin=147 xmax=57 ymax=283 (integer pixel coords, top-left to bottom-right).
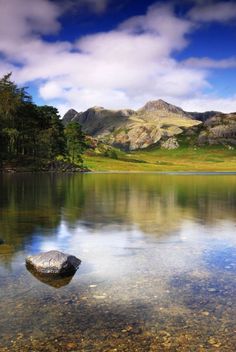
xmin=201 ymin=311 xmax=210 ymax=316
xmin=67 ymin=342 xmax=77 ymax=349
xmin=93 ymin=295 xmax=106 ymax=299
xmin=208 ymin=337 xmax=220 ymax=346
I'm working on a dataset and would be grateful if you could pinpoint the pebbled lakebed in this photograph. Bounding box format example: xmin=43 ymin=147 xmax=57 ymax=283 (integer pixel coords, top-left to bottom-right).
xmin=0 ymin=173 xmax=235 ymax=351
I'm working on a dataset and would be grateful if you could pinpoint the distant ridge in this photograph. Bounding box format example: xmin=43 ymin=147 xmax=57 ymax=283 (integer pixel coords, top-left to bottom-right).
xmin=188 ymin=111 xmax=221 ymax=122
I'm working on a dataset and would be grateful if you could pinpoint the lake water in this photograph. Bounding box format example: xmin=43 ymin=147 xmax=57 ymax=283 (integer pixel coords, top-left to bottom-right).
xmin=0 ymin=173 xmax=235 ymax=351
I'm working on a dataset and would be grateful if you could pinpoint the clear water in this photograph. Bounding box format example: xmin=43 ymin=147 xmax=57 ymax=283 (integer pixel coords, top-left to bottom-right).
xmin=0 ymin=173 xmax=235 ymax=351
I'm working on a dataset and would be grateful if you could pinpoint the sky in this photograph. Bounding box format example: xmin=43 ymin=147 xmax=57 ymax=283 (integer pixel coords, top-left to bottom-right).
xmin=0 ymin=0 xmax=236 ymax=115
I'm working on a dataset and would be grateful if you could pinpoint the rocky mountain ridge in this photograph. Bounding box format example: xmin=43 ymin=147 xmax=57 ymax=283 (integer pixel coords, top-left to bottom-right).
xmin=63 ymin=100 xmax=236 ymax=150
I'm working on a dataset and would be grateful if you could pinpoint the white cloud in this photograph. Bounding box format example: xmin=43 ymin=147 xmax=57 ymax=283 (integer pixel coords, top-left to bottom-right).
xmin=0 ymin=0 xmax=61 ymax=39
xmin=120 ymin=3 xmax=194 ymax=49
xmin=188 ymin=1 xmax=236 ymax=22
xmin=183 ymin=57 xmax=236 ymax=69
xmin=180 ymin=96 xmax=236 ymax=113
xmin=39 ymin=81 xmax=65 ymax=100
xmin=0 ymin=0 xmax=236 ymax=114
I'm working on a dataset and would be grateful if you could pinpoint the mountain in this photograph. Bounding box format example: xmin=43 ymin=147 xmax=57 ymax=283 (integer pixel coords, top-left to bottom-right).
xmin=62 ymin=100 xmax=201 ymax=150
xmin=63 ymin=100 xmax=236 ymax=150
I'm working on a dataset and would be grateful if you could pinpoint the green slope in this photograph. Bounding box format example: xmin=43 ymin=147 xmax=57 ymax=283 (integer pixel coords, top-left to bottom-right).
xmin=84 ymin=146 xmax=236 ymax=172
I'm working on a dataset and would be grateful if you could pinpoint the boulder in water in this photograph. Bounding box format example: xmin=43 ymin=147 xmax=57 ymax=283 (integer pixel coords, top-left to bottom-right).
xmin=26 ymin=250 xmax=81 ymax=276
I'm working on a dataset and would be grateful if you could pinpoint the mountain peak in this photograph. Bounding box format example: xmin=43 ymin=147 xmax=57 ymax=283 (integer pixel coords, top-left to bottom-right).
xmin=89 ymin=106 xmax=105 ymax=111
xmin=140 ymin=99 xmax=185 ymax=114
xmin=62 ymin=108 xmax=79 ymax=125
xmin=63 ymin=108 xmax=78 ymax=117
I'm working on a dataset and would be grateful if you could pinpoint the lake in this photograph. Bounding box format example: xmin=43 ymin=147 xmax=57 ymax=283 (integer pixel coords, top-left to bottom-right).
xmin=0 ymin=173 xmax=235 ymax=351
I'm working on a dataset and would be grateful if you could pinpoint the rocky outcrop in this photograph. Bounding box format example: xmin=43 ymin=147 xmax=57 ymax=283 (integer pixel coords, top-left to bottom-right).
xmin=161 ymin=137 xmax=179 ymax=150
xmin=42 ymin=161 xmax=89 ymax=173
xmin=198 ymin=114 xmax=236 ymax=146
xmin=26 ymin=250 xmax=81 ymax=276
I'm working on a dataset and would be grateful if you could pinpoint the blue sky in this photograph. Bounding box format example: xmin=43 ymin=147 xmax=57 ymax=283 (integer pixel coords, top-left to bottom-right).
xmin=0 ymin=0 xmax=236 ymax=114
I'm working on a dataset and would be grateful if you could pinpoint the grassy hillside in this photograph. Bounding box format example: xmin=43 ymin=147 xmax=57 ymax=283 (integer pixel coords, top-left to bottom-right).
xmin=84 ymin=146 xmax=236 ymax=172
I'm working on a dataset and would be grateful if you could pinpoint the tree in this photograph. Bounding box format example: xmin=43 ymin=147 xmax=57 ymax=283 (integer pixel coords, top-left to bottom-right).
xmin=65 ymin=122 xmax=87 ymax=164
xmin=36 ymin=106 xmax=66 ymax=159
xmin=0 ymin=73 xmax=31 ymax=162
xmin=2 ymin=128 xmax=19 ymax=157
xmin=0 ymin=73 xmax=31 ymax=124
xmin=15 ymin=102 xmax=40 ymax=158
xmin=0 ymin=73 xmax=85 ymax=169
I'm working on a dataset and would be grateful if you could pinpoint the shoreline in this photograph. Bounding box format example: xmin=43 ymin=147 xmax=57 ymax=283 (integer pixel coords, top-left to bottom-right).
xmin=87 ymin=171 xmax=236 ymax=175
xmin=1 ymin=169 xmax=236 ymax=175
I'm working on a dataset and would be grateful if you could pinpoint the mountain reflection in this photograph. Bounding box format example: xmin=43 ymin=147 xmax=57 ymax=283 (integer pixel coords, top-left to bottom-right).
xmin=0 ymin=173 xmax=235 ymax=259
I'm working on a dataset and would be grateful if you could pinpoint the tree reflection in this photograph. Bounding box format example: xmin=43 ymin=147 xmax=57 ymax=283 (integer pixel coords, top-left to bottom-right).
xmin=0 ymin=173 xmax=235 ymax=258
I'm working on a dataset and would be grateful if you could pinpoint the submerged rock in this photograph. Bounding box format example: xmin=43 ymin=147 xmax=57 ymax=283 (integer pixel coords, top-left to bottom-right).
xmin=26 ymin=267 xmax=75 ymax=288
xmin=0 ymin=239 xmax=4 ymax=245
xmin=26 ymin=250 xmax=81 ymax=276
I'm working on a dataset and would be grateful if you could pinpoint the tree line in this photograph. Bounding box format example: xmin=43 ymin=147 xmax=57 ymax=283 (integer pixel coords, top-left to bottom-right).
xmin=0 ymin=73 xmax=87 ymax=169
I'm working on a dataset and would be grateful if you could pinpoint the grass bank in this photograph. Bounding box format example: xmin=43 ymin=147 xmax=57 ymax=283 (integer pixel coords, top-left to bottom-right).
xmin=84 ymin=146 xmax=236 ymax=172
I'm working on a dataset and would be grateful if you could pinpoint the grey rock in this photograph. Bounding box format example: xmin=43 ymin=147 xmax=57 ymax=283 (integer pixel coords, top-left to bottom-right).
xmin=26 ymin=250 xmax=81 ymax=275
xmin=198 ymin=131 xmax=208 ymax=146
xmin=161 ymin=137 xmax=179 ymax=150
